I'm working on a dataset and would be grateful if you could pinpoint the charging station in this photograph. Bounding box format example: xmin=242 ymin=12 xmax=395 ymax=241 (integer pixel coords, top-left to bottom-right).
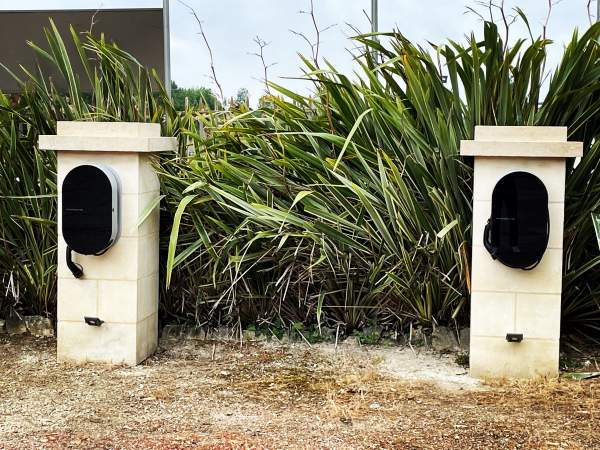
xmin=40 ymin=121 xmax=176 ymax=365
xmin=483 ymin=171 xmax=550 ymax=270
xmin=62 ymin=164 xmax=121 ymax=279
xmin=461 ymin=126 xmax=582 ymax=378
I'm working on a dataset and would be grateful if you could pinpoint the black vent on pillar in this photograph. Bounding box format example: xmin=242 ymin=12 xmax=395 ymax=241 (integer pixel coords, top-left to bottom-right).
xmin=483 ymin=171 xmax=549 ymax=270
xmin=62 ymin=164 xmax=119 ymax=256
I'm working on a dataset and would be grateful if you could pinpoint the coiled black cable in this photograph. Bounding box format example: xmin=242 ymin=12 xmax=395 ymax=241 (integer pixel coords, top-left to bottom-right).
xmin=66 ymin=246 xmax=84 ymax=278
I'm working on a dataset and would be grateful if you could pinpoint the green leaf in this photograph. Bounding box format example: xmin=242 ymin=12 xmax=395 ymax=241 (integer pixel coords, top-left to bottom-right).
xmin=436 ymin=219 xmax=459 ymax=239
xmin=137 ymin=195 xmax=164 ymax=227
xmin=165 ymin=194 xmax=197 ymax=287
xmin=333 ymin=108 xmax=373 ymax=172
xmin=560 ymin=372 xmax=600 ymax=380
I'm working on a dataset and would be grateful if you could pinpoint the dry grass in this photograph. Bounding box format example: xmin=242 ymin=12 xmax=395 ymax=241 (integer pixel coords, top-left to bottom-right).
xmin=0 ymin=335 xmax=598 ymax=449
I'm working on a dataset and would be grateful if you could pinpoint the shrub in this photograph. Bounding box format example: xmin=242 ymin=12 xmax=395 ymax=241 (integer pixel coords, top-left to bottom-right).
xmin=163 ymin=21 xmax=600 ymax=335
xmin=1 ymin=18 xmax=599 ymax=338
xmin=0 ymin=21 xmax=175 ymax=317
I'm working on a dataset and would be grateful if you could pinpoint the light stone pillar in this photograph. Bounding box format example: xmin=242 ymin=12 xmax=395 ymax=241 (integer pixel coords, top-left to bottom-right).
xmin=460 ymin=126 xmax=582 ymax=379
xmin=39 ymin=122 xmax=177 ymax=365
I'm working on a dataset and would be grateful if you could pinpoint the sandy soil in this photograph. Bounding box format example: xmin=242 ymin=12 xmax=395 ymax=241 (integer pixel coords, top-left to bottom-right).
xmin=0 ymin=335 xmax=598 ymax=449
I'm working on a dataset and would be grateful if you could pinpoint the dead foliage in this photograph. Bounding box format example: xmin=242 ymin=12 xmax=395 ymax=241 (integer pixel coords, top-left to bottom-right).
xmin=0 ymin=335 xmax=598 ymax=449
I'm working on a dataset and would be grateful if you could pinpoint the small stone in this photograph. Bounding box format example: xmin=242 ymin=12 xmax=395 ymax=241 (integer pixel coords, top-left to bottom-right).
xmin=369 ymin=402 xmax=381 ymax=410
xmin=242 ymin=329 xmax=257 ymax=341
xmin=186 ymin=326 xmax=206 ymax=340
xmin=161 ymin=324 xmax=184 ymax=340
xmin=24 ymin=316 xmax=54 ymax=337
xmin=242 ymin=330 xmax=267 ymax=342
xmin=5 ymin=316 xmax=27 ymax=335
xmin=431 ymin=326 xmax=458 ymax=352
xmin=319 ymin=327 xmax=337 ymax=341
xmin=208 ymin=326 xmax=231 ymax=341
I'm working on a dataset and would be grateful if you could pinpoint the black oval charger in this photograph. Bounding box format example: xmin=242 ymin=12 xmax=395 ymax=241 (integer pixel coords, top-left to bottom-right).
xmin=62 ymin=164 xmax=120 ymax=278
xmin=483 ymin=171 xmax=550 ymax=270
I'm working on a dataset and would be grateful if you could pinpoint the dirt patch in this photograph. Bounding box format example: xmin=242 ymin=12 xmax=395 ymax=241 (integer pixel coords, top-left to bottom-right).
xmin=0 ymin=335 xmax=598 ymax=449
xmin=316 ymin=341 xmax=479 ymax=391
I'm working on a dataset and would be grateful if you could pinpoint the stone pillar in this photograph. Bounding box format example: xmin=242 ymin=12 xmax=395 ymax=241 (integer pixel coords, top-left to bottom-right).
xmin=39 ymin=122 xmax=176 ymax=365
xmin=460 ymin=126 xmax=582 ymax=379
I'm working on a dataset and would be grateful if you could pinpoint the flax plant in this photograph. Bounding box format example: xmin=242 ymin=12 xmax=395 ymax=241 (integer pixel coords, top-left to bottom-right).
xmin=2 ymin=18 xmax=599 ymax=336
xmin=163 ymin=21 xmax=600 ymax=334
xmin=0 ymin=20 xmax=177 ymax=316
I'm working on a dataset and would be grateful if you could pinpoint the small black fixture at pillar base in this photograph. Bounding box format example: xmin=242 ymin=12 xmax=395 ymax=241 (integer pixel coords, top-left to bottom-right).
xmin=84 ymin=317 xmax=104 ymax=327
xmin=506 ymin=333 xmax=524 ymax=343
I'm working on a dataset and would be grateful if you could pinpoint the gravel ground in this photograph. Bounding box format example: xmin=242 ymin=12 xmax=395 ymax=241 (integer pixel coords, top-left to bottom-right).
xmin=0 ymin=334 xmax=598 ymax=449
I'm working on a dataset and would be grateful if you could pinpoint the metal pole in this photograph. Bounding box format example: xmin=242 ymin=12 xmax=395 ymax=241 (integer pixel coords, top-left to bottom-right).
xmin=370 ymin=0 xmax=379 ymax=65
xmin=371 ymin=0 xmax=378 ymax=33
xmin=163 ymin=0 xmax=172 ymax=99
xmin=597 ymin=0 xmax=600 ymax=23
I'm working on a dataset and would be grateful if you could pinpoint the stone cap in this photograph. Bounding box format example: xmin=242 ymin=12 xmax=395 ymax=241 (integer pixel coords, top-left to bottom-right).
xmin=460 ymin=126 xmax=583 ymax=158
xmin=39 ymin=121 xmax=177 ymax=153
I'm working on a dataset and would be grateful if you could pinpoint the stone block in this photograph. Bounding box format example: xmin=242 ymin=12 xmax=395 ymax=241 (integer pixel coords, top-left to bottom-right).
xmin=461 ymin=141 xmax=582 ymax=158
xmin=57 ymin=278 xmax=98 ymax=321
xmin=58 ymin=316 xmax=157 ymax=365
xmin=97 ymin=280 xmax=138 ymax=323
xmin=57 ymin=121 xmax=161 ymax=138
xmin=57 ymin=151 xmax=141 ymax=195
xmin=474 ymin=126 xmax=567 ymax=142
xmin=137 ymin=233 xmax=160 ymax=279
xmin=58 ymin=320 xmax=138 ymax=365
xmin=24 ymin=316 xmax=54 ymax=337
xmin=57 ymin=237 xmax=140 ymax=280
xmin=473 ymin=157 xmax=566 ymax=203
xmin=137 ymin=273 xmax=159 ymax=322
xmin=470 ymin=291 xmax=515 ymax=338
xmin=39 ymin=135 xmax=177 ymax=153
xmin=139 ymin=155 xmax=160 ymax=193
xmin=120 ymin=190 xmax=160 ymax=238
xmin=471 ymin=246 xmax=563 ymax=294
xmin=136 ymin=312 xmax=158 ymax=362
xmin=58 ymin=276 xmax=158 ymax=358
xmin=470 ymin=336 xmax=559 ymax=379
xmin=515 ymin=293 xmax=561 ymax=340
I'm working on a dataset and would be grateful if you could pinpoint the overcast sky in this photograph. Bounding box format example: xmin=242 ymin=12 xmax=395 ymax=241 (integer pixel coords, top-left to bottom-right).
xmin=0 ymin=1 xmax=594 ymax=104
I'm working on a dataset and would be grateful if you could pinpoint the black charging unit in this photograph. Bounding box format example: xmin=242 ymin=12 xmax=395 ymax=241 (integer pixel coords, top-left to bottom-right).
xmin=62 ymin=164 xmax=120 ymax=279
xmin=483 ymin=171 xmax=549 ymax=271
